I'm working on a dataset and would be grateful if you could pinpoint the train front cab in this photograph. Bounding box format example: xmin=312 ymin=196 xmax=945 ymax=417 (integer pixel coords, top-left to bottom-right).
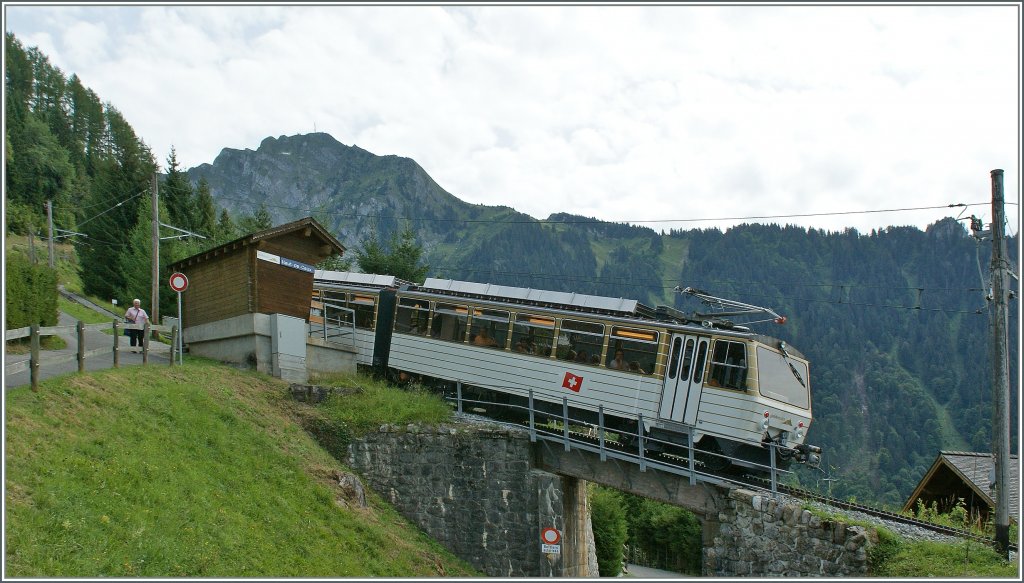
xmin=651 ymin=332 xmax=816 ymax=473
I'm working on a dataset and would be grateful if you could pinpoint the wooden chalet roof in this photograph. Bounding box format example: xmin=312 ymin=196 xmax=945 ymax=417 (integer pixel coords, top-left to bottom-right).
xmin=902 ymin=451 xmax=1019 ymax=519
xmin=169 ymin=216 xmax=345 ymax=269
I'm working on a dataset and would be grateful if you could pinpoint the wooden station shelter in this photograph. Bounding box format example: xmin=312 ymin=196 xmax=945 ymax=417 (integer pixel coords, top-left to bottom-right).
xmin=902 ymin=451 xmax=1019 ymax=526
xmin=169 ymin=217 xmax=345 ymax=328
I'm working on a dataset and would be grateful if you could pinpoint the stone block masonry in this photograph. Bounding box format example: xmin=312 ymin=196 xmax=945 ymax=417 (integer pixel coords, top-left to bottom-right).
xmin=345 ymin=415 xmax=869 ymax=577
xmin=347 ymin=421 xmax=598 ymax=577
xmin=705 ymin=488 xmax=878 ymax=577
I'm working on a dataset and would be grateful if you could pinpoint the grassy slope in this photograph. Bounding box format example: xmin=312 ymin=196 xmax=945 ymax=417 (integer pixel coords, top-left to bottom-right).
xmin=4 ymin=360 xmax=477 ymax=578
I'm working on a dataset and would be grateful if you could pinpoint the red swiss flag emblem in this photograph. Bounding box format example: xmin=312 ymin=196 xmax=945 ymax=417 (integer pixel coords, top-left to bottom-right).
xmin=562 ymin=372 xmax=583 ymax=392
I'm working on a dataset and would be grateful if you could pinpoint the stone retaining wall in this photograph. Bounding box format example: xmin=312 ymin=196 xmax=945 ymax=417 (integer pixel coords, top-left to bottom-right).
xmin=705 ymin=488 xmax=878 ymax=577
xmin=347 ymin=422 xmax=598 ymax=577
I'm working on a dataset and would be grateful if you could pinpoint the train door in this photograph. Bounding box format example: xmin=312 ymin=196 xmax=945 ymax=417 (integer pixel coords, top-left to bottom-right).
xmin=658 ymin=334 xmax=710 ymax=426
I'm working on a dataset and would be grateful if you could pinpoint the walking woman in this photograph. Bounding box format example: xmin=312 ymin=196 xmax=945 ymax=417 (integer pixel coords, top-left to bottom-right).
xmin=124 ymin=298 xmax=149 ymax=353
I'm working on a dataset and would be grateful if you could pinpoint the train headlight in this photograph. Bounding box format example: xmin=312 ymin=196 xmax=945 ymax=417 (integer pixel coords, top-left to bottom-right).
xmin=795 ymin=421 xmax=805 ymax=439
xmin=761 ymin=410 xmax=770 ymax=430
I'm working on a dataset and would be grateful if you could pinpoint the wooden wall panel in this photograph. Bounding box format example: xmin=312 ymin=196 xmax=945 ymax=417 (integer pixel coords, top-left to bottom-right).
xmin=180 ymin=249 xmax=252 ymax=327
xmin=255 ymin=260 xmax=314 ymax=320
xmin=260 ymin=231 xmax=335 ymax=265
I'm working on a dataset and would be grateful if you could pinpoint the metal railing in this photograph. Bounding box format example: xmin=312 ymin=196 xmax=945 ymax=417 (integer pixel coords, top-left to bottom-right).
xmin=309 ymin=300 xmax=357 ymax=349
xmin=446 ymin=381 xmax=792 ymax=493
xmin=5 ymin=320 xmax=180 ymax=391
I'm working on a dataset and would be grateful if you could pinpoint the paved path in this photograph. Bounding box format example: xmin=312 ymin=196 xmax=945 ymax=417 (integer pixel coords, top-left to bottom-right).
xmin=4 ymin=311 xmax=171 ymax=390
xmin=58 ymin=285 xmax=123 ymax=320
xmin=621 ymin=563 xmax=691 ymax=578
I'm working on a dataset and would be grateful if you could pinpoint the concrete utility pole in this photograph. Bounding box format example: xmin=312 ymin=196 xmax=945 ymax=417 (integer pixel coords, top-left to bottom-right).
xmin=151 ymin=173 xmax=160 ymax=326
xmin=47 ymin=199 xmax=55 ymax=269
xmin=988 ymin=168 xmax=1012 ymax=558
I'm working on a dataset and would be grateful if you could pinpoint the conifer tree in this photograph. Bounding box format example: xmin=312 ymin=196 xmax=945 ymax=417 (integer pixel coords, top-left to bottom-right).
xmin=354 ymin=223 xmax=429 ymax=282
xmin=162 ymin=147 xmax=196 ymax=231
xmin=216 ymin=208 xmax=238 ymax=243
xmin=238 ymin=203 xmax=273 ymax=233
xmin=195 ymin=176 xmax=217 ymax=237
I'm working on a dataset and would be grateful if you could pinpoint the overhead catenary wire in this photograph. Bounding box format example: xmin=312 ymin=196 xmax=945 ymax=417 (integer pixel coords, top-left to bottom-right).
xmin=215 ymin=197 xmax=1003 ymax=226
xmin=435 ymin=266 xmax=998 ymax=295
xmin=73 ymin=189 xmax=148 ymax=228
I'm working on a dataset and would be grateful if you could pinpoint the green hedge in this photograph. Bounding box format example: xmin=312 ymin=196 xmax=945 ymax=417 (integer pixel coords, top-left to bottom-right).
xmin=5 ymin=254 xmax=58 ymax=329
xmin=590 ymin=485 xmax=628 ymax=576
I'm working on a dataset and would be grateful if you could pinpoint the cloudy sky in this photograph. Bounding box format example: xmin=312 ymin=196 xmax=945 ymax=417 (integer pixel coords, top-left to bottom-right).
xmin=3 ymin=3 xmax=1020 ymax=234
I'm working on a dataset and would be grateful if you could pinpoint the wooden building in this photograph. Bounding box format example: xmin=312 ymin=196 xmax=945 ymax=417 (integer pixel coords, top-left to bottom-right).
xmin=902 ymin=451 xmax=1019 ymax=526
xmin=169 ymin=217 xmax=345 ymax=328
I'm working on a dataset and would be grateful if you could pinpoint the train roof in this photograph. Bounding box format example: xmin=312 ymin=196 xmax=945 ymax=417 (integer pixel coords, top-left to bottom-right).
xmin=314 ymin=272 xmax=795 ymax=339
xmin=419 ymin=277 xmax=647 ymax=317
xmin=313 ymin=270 xmax=411 ymax=289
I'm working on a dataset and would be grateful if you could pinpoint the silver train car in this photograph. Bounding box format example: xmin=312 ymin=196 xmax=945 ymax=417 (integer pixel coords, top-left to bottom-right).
xmin=313 ymin=271 xmax=821 ymax=472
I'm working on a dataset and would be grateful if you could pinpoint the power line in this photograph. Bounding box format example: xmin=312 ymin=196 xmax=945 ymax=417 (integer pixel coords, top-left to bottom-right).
xmin=74 ymin=189 xmax=147 ymax=228
xmin=216 ymin=196 xmax=994 ymax=225
xmin=426 ymin=267 xmax=987 ymax=315
xmin=435 ymin=266 xmax=992 ymax=295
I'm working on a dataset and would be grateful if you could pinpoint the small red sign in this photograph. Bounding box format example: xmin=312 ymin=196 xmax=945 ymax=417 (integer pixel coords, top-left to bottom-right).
xmin=562 ymin=372 xmax=583 ymax=393
xmin=541 ymin=527 xmax=561 ymax=545
xmin=169 ymin=272 xmax=189 ymax=292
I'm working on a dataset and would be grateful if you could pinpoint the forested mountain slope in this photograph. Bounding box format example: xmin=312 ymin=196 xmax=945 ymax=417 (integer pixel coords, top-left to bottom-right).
xmin=673 ymin=221 xmax=1018 ymax=502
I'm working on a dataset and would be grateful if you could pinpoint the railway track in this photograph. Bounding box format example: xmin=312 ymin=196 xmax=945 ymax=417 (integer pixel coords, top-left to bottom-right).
xmin=760 ymin=480 xmax=1018 ymax=553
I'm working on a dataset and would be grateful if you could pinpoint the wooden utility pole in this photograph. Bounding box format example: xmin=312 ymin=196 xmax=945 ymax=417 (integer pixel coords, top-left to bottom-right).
xmin=47 ymin=199 xmax=55 ymax=269
xmin=151 ymin=173 xmax=160 ymax=327
xmin=988 ymin=168 xmax=1012 ymax=557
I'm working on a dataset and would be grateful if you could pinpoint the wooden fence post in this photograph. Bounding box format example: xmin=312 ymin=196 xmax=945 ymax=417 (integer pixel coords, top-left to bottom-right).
xmin=142 ymin=321 xmax=150 ymax=365
xmin=113 ymin=320 xmax=120 ymax=368
xmin=30 ymin=324 xmax=40 ymax=392
xmin=77 ymin=320 xmax=86 ymax=373
xmin=169 ymin=325 xmax=178 ymax=366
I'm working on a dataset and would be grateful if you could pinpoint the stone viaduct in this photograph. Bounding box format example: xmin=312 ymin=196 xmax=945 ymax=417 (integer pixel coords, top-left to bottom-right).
xmin=346 ymin=419 xmax=879 ymax=577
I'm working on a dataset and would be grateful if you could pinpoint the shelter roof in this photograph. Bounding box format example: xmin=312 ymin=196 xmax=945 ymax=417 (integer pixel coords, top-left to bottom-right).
xmin=170 ymin=216 xmax=344 ymax=269
xmin=902 ymin=451 xmax=1019 ymax=519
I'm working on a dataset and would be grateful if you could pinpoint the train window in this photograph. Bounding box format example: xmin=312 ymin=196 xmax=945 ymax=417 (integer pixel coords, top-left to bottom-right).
xmin=680 ymin=339 xmax=695 ymax=380
xmin=609 ymin=327 xmax=659 ymax=374
xmin=511 ymin=314 xmax=555 ymax=357
xmin=470 ymin=308 xmax=509 ymax=349
xmin=755 ymin=346 xmax=809 ymax=408
xmin=692 ymin=341 xmax=708 ymax=384
xmin=431 ymin=302 xmax=469 ymax=342
xmin=350 ymin=293 xmax=377 ymax=330
xmin=708 ymin=340 xmax=748 ymax=390
xmin=668 ymin=338 xmax=682 ymax=379
xmin=394 ymin=297 xmax=430 ymax=336
xmin=557 ymin=319 xmax=605 ymax=365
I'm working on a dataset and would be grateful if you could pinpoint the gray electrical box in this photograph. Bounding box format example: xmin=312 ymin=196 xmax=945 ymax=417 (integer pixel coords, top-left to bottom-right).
xmin=270 ymin=313 xmax=307 ymax=382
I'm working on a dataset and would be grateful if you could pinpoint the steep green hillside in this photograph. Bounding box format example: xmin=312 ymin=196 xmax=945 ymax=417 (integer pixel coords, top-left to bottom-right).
xmin=3 ymin=361 xmax=477 ymax=578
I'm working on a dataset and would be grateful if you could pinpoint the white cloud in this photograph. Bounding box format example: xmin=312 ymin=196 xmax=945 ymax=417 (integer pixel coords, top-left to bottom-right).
xmin=2 ymin=3 xmax=1019 ymax=235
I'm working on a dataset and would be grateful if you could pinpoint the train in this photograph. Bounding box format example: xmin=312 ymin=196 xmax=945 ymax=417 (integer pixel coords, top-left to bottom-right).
xmin=312 ymin=270 xmax=822 ymax=474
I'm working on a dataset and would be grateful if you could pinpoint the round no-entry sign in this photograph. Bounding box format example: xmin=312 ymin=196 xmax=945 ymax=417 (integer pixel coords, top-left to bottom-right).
xmin=541 ymin=527 xmax=561 ymax=545
xmin=169 ymin=272 xmax=189 ymax=292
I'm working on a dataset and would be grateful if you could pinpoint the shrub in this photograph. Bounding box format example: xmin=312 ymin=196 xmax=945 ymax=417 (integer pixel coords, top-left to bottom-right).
xmin=5 ymin=254 xmax=58 ymax=329
xmin=590 ymin=485 xmax=628 ymax=577
xmin=4 ymin=202 xmax=40 ymax=235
